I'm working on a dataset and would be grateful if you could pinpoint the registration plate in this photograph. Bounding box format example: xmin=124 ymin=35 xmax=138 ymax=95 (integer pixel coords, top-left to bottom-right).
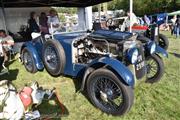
xmin=135 ymin=55 xmax=146 ymax=79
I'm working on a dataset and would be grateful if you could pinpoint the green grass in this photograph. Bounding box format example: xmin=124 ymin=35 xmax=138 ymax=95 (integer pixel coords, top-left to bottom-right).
xmin=1 ymin=31 xmax=180 ymax=120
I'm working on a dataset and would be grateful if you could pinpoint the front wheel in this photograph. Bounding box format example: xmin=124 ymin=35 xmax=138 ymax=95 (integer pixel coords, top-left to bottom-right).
xmin=86 ymin=68 xmax=134 ymax=115
xmin=158 ymin=34 xmax=169 ymax=50
xmin=146 ymin=54 xmax=164 ymax=83
xmin=22 ymin=48 xmax=37 ymax=73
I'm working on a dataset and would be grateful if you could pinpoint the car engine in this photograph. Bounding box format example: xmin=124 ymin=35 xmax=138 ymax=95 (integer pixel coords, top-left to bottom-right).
xmin=73 ymin=34 xmax=144 ymax=65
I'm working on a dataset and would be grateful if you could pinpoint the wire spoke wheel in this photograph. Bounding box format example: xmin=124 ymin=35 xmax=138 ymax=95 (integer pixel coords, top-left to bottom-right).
xmin=87 ymin=68 xmax=134 ymax=115
xmin=44 ymin=45 xmax=58 ymax=70
xmin=146 ymin=54 xmax=164 ymax=83
xmin=24 ymin=51 xmax=33 ymax=71
xmin=147 ymin=58 xmax=158 ymax=78
xmin=22 ymin=48 xmax=37 ymax=73
xmin=94 ymin=76 xmax=123 ymax=111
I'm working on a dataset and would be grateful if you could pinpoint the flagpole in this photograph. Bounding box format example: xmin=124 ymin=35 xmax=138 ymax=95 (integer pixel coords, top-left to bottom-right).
xmin=129 ymin=0 xmax=133 ymax=33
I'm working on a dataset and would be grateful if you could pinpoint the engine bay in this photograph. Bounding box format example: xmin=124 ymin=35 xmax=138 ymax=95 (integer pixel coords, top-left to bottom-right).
xmin=72 ymin=34 xmax=141 ymax=64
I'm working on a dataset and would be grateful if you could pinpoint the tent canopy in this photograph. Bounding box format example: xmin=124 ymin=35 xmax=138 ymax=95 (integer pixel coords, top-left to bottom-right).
xmin=0 ymin=0 xmax=112 ymax=8
xmin=168 ymin=10 xmax=180 ymax=16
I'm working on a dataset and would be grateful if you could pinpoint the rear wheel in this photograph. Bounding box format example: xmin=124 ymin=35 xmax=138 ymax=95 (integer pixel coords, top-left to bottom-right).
xmin=86 ymin=68 xmax=134 ymax=115
xmin=158 ymin=34 xmax=169 ymax=50
xmin=42 ymin=40 xmax=66 ymax=76
xmin=137 ymin=35 xmax=150 ymax=43
xmin=146 ymin=54 xmax=164 ymax=83
xmin=22 ymin=48 xmax=37 ymax=73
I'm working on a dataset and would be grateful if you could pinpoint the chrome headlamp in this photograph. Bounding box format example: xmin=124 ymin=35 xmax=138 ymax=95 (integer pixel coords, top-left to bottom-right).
xmin=127 ymin=48 xmax=139 ymax=64
xmin=147 ymin=41 xmax=156 ymax=54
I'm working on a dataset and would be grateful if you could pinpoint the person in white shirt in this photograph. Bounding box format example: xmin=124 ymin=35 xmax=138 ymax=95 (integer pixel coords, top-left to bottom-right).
xmin=170 ymin=15 xmax=177 ymax=35
xmin=47 ymin=9 xmax=60 ymax=34
xmin=124 ymin=11 xmax=139 ymax=30
xmin=0 ymin=30 xmax=14 ymax=62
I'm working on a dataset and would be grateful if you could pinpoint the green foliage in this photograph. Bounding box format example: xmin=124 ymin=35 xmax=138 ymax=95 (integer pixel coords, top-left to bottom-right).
xmin=106 ymin=0 xmax=180 ymax=16
xmin=58 ymin=13 xmax=66 ymax=22
xmin=55 ymin=7 xmax=77 ymax=14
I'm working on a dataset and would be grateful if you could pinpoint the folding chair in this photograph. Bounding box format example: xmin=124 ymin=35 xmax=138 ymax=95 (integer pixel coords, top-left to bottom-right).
xmin=8 ymin=46 xmax=16 ymax=61
xmin=0 ymin=44 xmax=9 ymax=76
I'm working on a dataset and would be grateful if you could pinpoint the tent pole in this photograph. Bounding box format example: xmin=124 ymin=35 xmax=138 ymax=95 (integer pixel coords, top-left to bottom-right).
xmin=98 ymin=4 xmax=101 ymax=22
xmin=1 ymin=0 xmax=8 ymax=33
xmin=129 ymin=0 xmax=133 ymax=33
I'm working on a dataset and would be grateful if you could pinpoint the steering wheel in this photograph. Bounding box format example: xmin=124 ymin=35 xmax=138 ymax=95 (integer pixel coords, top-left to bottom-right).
xmin=106 ymin=18 xmax=113 ymax=27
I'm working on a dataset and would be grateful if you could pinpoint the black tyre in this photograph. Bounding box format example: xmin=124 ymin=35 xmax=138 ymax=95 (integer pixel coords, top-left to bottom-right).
xmin=22 ymin=48 xmax=37 ymax=73
xmin=158 ymin=34 xmax=169 ymax=50
xmin=137 ymin=35 xmax=150 ymax=43
xmin=42 ymin=40 xmax=66 ymax=76
xmin=146 ymin=54 xmax=164 ymax=83
xmin=86 ymin=68 xmax=134 ymax=115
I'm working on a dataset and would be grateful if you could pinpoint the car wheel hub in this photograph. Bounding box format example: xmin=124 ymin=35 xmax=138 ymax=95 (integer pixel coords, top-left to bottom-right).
xmin=46 ymin=55 xmax=52 ymax=61
xmin=100 ymin=91 xmax=108 ymax=102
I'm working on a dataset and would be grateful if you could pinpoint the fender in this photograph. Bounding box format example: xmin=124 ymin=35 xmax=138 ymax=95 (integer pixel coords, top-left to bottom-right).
xmin=80 ymin=57 xmax=134 ymax=91
xmin=155 ymin=45 xmax=168 ymax=58
xmin=21 ymin=42 xmax=44 ymax=70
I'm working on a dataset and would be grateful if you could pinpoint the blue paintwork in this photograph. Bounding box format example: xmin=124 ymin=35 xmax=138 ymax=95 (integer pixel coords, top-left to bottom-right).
xmin=22 ymin=41 xmax=44 ymax=70
xmin=90 ymin=29 xmax=132 ymax=40
xmin=21 ymin=31 xmax=135 ymax=87
xmin=88 ymin=57 xmax=135 ymax=86
xmin=54 ymin=32 xmax=87 ymax=76
xmin=155 ymin=45 xmax=168 ymax=58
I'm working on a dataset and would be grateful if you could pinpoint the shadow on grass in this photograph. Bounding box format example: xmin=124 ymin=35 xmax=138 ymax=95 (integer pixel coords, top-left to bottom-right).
xmin=35 ymin=93 xmax=69 ymax=120
xmin=169 ymin=52 xmax=180 ymax=58
xmin=72 ymin=74 xmax=95 ymax=107
xmin=6 ymin=59 xmax=16 ymax=67
xmin=0 ymin=69 xmax=19 ymax=81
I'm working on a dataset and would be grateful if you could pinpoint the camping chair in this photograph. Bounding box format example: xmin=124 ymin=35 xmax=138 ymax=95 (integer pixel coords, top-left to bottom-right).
xmin=8 ymin=46 xmax=16 ymax=61
xmin=0 ymin=61 xmax=9 ymax=76
xmin=0 ymin=44 xmax=9 ymax=76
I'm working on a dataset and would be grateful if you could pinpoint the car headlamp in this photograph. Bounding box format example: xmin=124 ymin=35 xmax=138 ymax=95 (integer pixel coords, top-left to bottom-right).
xmin=147 ymin=42 xmax=156 ymax=54
xmin=127 ymin=48 xmax=139 ymax=64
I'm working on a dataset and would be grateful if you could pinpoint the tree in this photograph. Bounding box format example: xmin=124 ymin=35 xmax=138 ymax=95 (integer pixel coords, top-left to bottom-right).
xmin=55 ymin=7 xmax=77 ymax=14
xmin=105 ymin=0 xmax=180 ymax=16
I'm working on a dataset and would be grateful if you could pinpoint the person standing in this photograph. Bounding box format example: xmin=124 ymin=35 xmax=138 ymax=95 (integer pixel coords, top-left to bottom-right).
xmin=47 ymin=9 xmax=60 ymax=34
xmin=170 ymin=15 xmax=177 ymax=35
xmin=175 ymin=15 xmax=180 ymax=38
xmin=27 ymin=11 xmax=40 ymax=34
xmin=39 ymin=12 xmax=49 ymax=35
xmin=124 ymin=11 xmax=138 ymax=30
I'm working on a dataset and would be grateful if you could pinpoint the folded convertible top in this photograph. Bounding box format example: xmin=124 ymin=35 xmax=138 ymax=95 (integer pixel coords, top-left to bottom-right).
xmin=90 ymin=29 xmax=133 ymax=41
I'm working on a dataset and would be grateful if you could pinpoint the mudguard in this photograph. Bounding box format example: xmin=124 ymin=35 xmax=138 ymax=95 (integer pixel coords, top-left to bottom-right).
xmin=21 ymin=42 xmax=44 ymax=70
xmin=89 ymin=57 xmax=135 ymax=86
xmin=156 ymin=45 xmax=168 ymax=58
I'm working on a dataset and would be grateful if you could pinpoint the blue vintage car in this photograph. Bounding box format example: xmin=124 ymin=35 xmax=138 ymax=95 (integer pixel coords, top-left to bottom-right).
xmin=20 ymin=29 xmax=167 ymax=115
